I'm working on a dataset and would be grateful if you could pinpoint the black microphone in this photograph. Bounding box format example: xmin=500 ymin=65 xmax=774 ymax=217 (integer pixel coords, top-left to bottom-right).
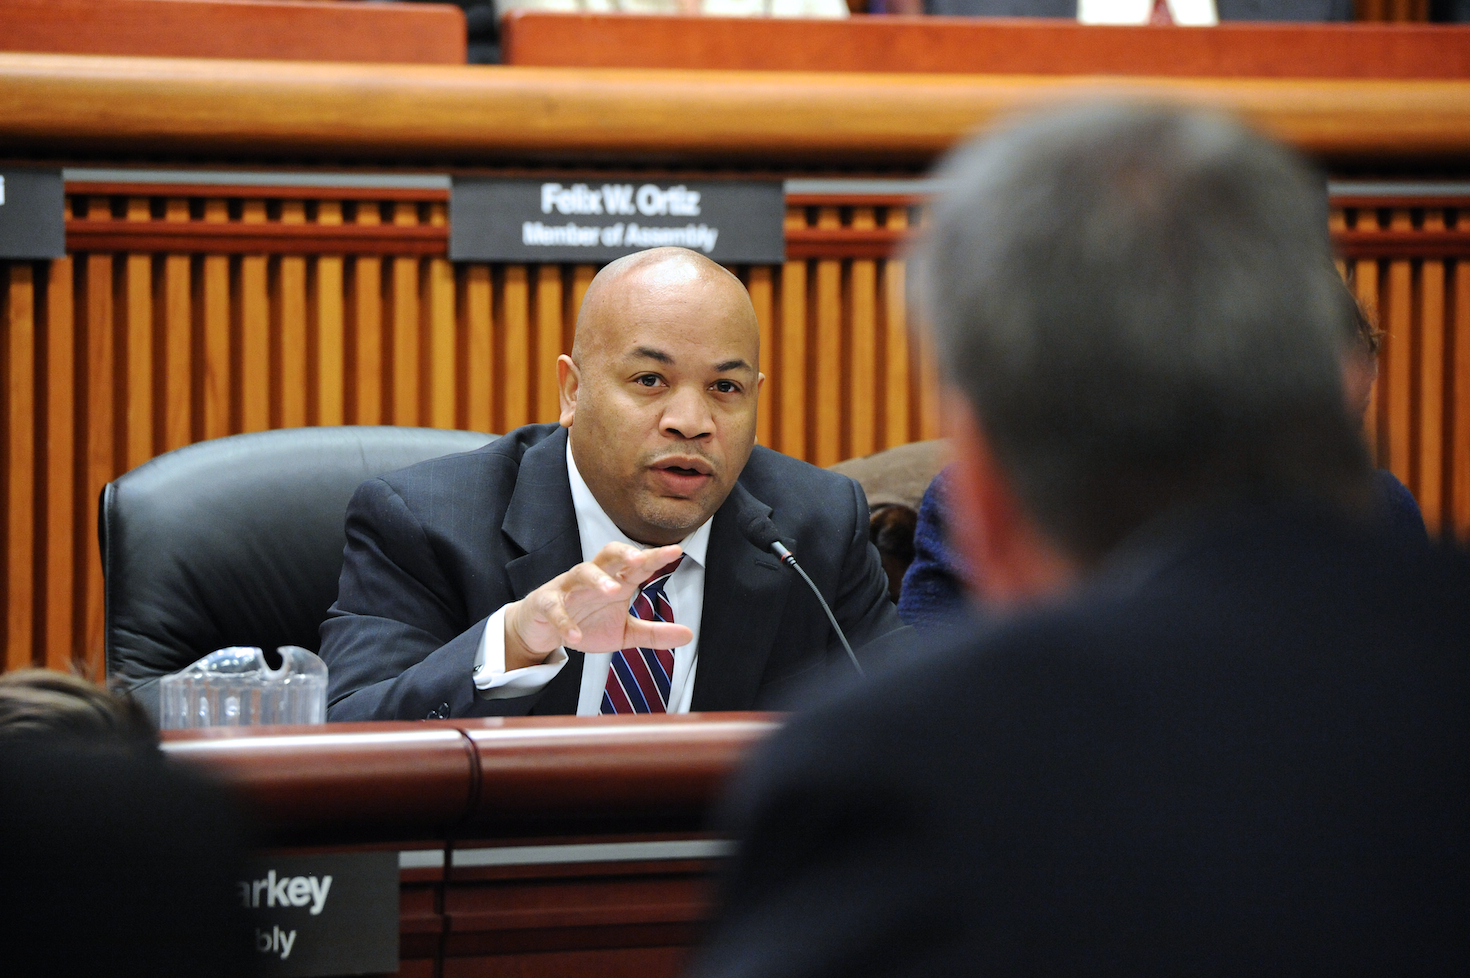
xmin=737 ymin=507 xmax=865 ymax=678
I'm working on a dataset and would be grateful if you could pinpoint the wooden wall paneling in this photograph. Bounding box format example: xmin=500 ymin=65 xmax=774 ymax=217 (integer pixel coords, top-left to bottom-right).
xmin=502 ymin=265 xmax=532 ymax=432
xmin=313 ymin=201 xmax=346 ymax=427
xmin=502 ymin=13 xmax=1467 ymax=78
xmin=463 ymin=264 xmax=494 ymax=434
xmin=1384 ymin=210 xmax=1416 ymax=488
xmin=427 ymin=203 xmax=456 ymax=430
xmin=350 ymin=205 xmax=384 ymax=426
xmin=123 ymin=198 xmax=153 ymax=470
xmin=83 ymin=216 xmax=115 ymax=678
xmin=5 ymin=262 xmax=36 ymax=670
xmin=1453 ymin=256 xmax=1470 ymax=540
xmin=240 ymin=200 xmax=271 ymax=434
xmin=779 ymin=210 xmax=809 ymax=461
xmin=814 ymin=208 xmax=843 ymax=468
xmin=200 ymin=199 xmax=232 ymax=440
xmin=881 ymin=208 xmax=911 ymax=450
xmin=745 ymin=265 xmax=775 ymax=449
xmin=848 ymin=208 xmax=878 ymax=460
xmin=535 ymin=265 xmax=563 ymax=425
xmin=162 ymin=199 xmax=192 ymax=451
xmin=44 ymin=247 xmax=75 ymax=672
xmin=278 ymin=201 xmax=309 ymax=430
xmin=1418 ymin=210 xmax=1447 ymax=534
xmin=389 ymin=204 xmax=421 ymax=428
xmin=0 ymin=0 xmax=468 ymax=65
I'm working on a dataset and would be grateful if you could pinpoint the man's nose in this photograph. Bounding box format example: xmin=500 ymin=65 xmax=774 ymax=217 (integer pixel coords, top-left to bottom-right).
xmin=661 ymin=385 xmax=714 ymax=440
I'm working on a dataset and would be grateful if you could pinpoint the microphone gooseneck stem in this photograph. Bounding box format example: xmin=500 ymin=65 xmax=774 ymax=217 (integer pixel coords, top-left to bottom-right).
xmin=777 ymin=545 xmax=864 ymax=678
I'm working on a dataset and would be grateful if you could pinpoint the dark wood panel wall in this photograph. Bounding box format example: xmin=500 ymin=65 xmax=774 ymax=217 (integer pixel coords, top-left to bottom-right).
xmin=1 ymin=179 xmax=1464 ymax=679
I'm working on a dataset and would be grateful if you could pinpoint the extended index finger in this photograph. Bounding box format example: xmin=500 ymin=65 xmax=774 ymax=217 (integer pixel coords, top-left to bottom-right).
xmin=592 ymin=542 xmax=683 ymax=585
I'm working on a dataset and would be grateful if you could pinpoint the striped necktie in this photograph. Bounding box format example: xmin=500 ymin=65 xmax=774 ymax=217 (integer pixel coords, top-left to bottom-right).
xmin=601 ymin=556 xmax=684 ymax=714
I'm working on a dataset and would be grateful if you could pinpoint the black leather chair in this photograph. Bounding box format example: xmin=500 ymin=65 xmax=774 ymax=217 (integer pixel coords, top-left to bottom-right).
xmin=100 ymin=426 xmax=497 ymax=718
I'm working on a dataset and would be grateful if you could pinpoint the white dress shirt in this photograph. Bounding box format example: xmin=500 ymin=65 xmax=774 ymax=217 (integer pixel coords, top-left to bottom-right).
xmin=472 ymin=441 xmax=711 ymax=715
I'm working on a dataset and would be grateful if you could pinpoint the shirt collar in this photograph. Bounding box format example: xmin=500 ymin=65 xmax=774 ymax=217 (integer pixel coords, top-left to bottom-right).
xmin=566 ymin=439 xmax=712 ymax=568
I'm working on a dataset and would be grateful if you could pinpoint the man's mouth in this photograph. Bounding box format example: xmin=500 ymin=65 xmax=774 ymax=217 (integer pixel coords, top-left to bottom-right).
xmin=649 ymin=457 xmax=715 ymax=494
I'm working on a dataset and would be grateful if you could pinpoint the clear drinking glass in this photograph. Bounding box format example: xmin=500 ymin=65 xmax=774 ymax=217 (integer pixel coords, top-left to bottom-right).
xmin=158 ymin=646 xmax=327 ymax=730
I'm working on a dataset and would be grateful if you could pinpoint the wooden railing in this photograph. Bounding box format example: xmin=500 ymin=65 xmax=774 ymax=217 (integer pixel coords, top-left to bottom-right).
xmin=162 ymin=714 xmax=778 ymax=977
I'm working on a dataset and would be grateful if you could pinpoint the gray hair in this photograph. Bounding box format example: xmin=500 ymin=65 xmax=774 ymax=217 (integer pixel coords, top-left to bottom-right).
xmin=915 ymin=102 xmax=1369 ymax=562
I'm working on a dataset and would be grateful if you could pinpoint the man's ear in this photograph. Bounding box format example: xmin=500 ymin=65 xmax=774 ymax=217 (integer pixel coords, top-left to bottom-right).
xmin=557 ymin=355 xmax=579 ymax=428
xmin=945 ymin=389 xmax=1077 ymax=609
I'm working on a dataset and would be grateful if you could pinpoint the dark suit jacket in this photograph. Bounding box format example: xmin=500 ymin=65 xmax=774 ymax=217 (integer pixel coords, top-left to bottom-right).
xmin=320 ymin=424 xmax=902 ymax=720
xmin=692 ymin=501 xmax=1470 ymax=977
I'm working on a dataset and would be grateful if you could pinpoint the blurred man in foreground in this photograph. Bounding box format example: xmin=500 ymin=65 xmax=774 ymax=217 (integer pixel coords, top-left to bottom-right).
xmin=691 ymin=103 xmax=1470 ymax=977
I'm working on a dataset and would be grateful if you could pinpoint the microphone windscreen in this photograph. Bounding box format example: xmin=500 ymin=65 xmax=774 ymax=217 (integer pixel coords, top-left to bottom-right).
xmin=738 ymin=511 xmax=784 ymax=553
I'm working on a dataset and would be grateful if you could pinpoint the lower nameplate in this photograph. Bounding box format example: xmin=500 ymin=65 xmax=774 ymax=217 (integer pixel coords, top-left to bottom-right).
xmin=239 ymin=851 xmax=399 ymax=977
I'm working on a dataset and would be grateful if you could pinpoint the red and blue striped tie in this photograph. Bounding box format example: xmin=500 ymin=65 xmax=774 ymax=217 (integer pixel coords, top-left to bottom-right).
xmin=601 ymin=556 xmax=684 ymax=714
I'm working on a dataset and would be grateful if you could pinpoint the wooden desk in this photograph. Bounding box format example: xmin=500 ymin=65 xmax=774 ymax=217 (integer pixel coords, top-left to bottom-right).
xmin=163 ymin=713 xmax=779 ymax=978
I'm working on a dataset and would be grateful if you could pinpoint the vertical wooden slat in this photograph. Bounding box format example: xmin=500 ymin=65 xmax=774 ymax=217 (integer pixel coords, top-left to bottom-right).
xmin=123 ymin=198 xmax=153 ymax=469
xmin=779 ymin=212 xmax=808 ymax=460
xmin=390 ymin=203 xmax=421 ymax=427
xmin=44 ymin=249 xmax=75 ymax=672
xmin=464 ymin=264 xmax=493 ymax=434
xmin=813 ymin=208 xmax=843 ymax=467
xmin=882 ymin=208 xmax=911 ymax=449
xmin=426 ymin=209 xmax=457 ymax=429
xmin=162 ymin=199 xmax=192 ymax=451
xmin=84 ymin=222 xmax=115 ymax=676
xmin=535 ymin=265 xmax=563 ymax=424
xmin=201 ymin=199 xmax=232 ymax=440
xmin=848 ymin=208 xmax=878 ymax=460
xmin=314 ymin=201 xmax=345 ymax=427
xmin=502 ymin=265 xmax=532 ymax=431
xmin=6 ymin=263 xmax=36 ymax=669
xmin=747 ymin=265 xmax=774 ymax=448
xmin=1383 ymin=210 xmax=1415 ymax=488
xmin=1453 ymin=258 xmax=1470 ymax=541
xmin=1417 ymin=210 xmax=1446 ymax=535
xmin=350 ymin=205 xmax=383 ymax=425
xmin=240 ymin=200 xmax=270 ymax=433
xmin=278 ymin=201 xmax=308 ymax=429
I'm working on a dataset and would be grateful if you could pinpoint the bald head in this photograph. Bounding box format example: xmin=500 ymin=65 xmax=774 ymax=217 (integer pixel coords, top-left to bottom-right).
xmin=572 ymin=247 xmax=757 ymax=365
xmin=555 ymin=247 xmax=765 ymax=546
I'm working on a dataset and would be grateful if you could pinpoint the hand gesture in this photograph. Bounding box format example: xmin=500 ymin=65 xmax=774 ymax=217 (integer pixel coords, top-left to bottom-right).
xmin=503 ymin=542 xmax=694 ymax=671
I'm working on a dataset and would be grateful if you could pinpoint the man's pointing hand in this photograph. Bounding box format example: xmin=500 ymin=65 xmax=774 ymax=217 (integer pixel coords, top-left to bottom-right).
xmin=503 ymin=542 xmax=694 ymax=672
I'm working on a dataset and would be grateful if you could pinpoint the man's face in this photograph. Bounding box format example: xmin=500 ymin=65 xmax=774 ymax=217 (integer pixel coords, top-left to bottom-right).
xmin=560 ymin=262 xmax=763 ymax=546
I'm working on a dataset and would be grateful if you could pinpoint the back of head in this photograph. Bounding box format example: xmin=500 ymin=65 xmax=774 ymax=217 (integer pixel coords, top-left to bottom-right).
xmin=916 ymin=102 xmax=1369 ymax=562
xmin=0 ymin=669 xmax=156 ymax=749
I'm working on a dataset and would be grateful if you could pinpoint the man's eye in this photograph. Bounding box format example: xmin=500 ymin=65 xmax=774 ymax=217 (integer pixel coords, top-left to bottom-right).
xmin=712 ymin=380 xmax=740 ymax=394
xmin=635 ymin=374 xmax=662 ymax=387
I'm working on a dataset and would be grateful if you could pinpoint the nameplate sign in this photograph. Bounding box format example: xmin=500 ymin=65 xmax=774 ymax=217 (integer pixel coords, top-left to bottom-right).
xmin=239 ymin=851 xmax=399 ymax=977
xmin=450 ymin=177 xmax=785 ymax=264
xmin=0 ymin=169 xmax=65 ymax=260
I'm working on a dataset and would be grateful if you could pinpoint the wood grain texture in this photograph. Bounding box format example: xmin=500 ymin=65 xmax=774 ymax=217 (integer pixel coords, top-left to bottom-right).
xmin=5 ymin=263 xmax=36 ymax=670
xmin=1 ymin=54 xmax=1469 ymax=166
xmin=503 ymin=13 xmax=1470 ymax=79
xmin=1 ymin=183 xmax=1465 ymax=676
xmin=0 ymin=0 xmax=466 ymax=65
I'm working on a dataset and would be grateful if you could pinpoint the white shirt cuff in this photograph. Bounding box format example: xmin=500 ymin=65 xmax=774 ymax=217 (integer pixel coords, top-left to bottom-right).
xmin=472 ymin=605 xmax=570 ymax=700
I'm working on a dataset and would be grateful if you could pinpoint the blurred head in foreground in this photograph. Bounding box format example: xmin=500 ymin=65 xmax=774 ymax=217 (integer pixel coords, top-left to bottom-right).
xmin=914 ymin=101 xmax=1371 ymax=605
xmin=0 ymin=668 xmax=156 ymax=747
xmin=0 ymin=670 xmax=253 ymax=977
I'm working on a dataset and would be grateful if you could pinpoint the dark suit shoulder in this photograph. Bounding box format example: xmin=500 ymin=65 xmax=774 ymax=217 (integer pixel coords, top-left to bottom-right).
xmin=738 ymin=446 xmax=867 ymax=529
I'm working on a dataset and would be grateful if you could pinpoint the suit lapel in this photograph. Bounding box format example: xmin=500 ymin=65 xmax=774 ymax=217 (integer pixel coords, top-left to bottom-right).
xmin=691 ymin=484 xmax=792 ymax=712
xmin=501 ymin=427 xmax=585 ymax=715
